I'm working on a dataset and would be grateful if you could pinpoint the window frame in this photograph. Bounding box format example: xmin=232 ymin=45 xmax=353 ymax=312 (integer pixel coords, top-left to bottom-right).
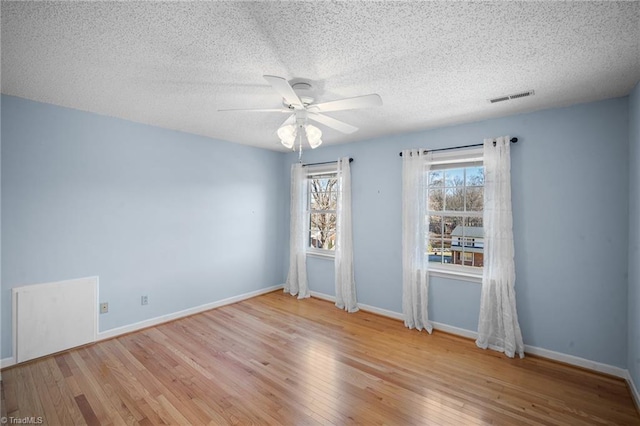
xmin=426 ymin=148 xmax=484 ymax=283
xmin=305 ymin=164 xmax=339 ymax=259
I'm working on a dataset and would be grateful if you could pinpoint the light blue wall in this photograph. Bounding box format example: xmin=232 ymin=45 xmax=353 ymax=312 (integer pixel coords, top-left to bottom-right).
xmin=629 ymin=82 xmax=640 ymax=387
xmin=2 ymin=93 xmax=633 ymax=370
xmin=0 ymin=98 xmax=3 ymax=360
xmin=287 ymin=97 xmax=630 ymax=368
xmin=1 ymin=95 xmax=287 ymax=359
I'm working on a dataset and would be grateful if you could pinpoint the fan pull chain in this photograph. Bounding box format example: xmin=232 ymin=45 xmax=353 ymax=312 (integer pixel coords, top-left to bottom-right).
xmin=298 ymin=127 xmax=303 ymax=162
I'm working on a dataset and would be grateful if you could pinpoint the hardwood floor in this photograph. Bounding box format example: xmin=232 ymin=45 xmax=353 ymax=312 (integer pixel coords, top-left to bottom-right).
xmin=2 ymin=290 xmax=639 ymax=425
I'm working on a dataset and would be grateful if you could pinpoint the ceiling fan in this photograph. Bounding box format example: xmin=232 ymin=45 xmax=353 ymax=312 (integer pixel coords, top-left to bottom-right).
xmin=219 ymin=75 xmax=382 ymax=149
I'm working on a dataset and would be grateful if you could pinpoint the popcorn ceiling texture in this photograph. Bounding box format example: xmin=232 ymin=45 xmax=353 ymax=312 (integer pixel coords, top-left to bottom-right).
xmin=1 ymin=1 xmax=638 ymax=151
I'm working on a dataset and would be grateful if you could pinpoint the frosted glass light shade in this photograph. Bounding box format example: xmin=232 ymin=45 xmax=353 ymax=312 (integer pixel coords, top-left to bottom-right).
xmin=305 ymin=124 xmax=322 ymax=149
xmin=277 ymin=124 xmax=297 ymax=149
xmin=308 ymin=137 xmax=323 ymax=149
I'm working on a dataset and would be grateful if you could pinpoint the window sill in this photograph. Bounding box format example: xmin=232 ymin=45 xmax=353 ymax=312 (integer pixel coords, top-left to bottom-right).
xmin=428 ymin=266 xmax=482 ymax=283
xmin=306 ymin=250 xmax=335 ymax=260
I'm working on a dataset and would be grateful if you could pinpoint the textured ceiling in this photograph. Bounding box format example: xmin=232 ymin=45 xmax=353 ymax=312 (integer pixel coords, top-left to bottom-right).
xmin=2 ymin=1 xmax=639 ymax=151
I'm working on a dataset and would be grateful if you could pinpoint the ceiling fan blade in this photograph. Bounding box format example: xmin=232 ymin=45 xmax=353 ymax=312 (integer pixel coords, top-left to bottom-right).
xmin=310 ymin=94 xmax=382 ymax=113
xmin=263 ymin=75 xmax=303 ymax=108
xmin=308 ymin=112 xmax=358 ymax=134
xmin=218 ymin=107 xmax=289 ymax=112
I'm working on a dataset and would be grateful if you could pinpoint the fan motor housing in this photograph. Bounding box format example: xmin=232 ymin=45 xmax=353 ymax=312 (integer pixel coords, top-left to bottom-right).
xmin=289 ymin=79 xmax=315 ymax=106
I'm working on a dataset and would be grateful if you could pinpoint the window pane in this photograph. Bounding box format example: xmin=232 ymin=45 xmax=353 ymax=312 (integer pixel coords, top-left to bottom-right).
xmin=454 ymin=218 xmax=483 ymax=267
xmin=444 ymin=168 xmax=464 ymax=187
xmin=325 ymin=230 xmax=336 ymax=250
xmin=429 ymin=239 xmax=443 ymax=254
xmin=328 ymin=191 xmax=337 ymax=210
xmin=310 ymin=192 xmax=322 ymax=210
xmin=309 ymin=230 xmax=320 ymax=248
xmin=429 ymin=189 xmax=444 ymax=211
xmin=444 ymin=188 xmax=464 ymax=211
xmin=309 ymin=176 xmax=337 ymax=192
xmin=429 ymin=245 xmax=442 ymax=262
xmin=309 ymin=178 xmax=321 ymax=194
xmin=327 ymin=178 xmax=338 ymax=192
xmin=309 ymin=212 xmax=327 ymax=230
xmin=309 ymin=213 xmax=336 ymax=250
xmin=310 ymin=191 xmax=337 ymax=211
xmin=428 ymin=239 xmax=453 ymax=264
xmin=466 ymin=166 xmax=484 ymax=186
xmin=310 ymin=198 xmax=319 ymax=211
xmin=443 ymin=216 xmax=464 ymax=239
xmin=442 ymin=239 xmax=452 ymax=263
xmin=429 ymin=171 xmax=444 ymax=187
xmin=428 ymin=215 xmax=443 ymax=237
xmin=466 ymin=216 xmax=483 ymax=228
xmin=315 ymin=178 xmax=330 ymax=190
xmin=465 ymin=186 xmax=483 ymax=211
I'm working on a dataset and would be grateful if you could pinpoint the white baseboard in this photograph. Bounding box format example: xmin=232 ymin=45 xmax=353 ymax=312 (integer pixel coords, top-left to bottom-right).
xmin=358 ymin=301 xmax=404 ymax=321
xmin=431 ymin=320 xmax=479 ymax=340
xmin=1 ymin=284 xmax=284 ymax=370
xmin=1 ymin=356 xmax=15 ymax=369
xmin=310 ymin=290 xmax=405 ymax=320
xmin=309 ymin=291 xmax=335 ymax=303
xmin=523 ymin=344 xmax=627 ymax=378
xmin=310 ymin=290 xmax=629 ymax=380
xmin=625 ymin=370 xmax=640 ymax=411
xmin=97 ymin=284 xmax=284 ymax=341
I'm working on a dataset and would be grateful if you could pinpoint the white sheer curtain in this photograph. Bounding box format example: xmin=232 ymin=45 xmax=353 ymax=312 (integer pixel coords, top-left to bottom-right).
xmin=335 ymin=157 xmax=358 ymax=312
xmin=402 ymin=149 xmax=432 ymax=333
xmin=285 ymin=163 xmax=309 ymax=299
xmin=476 ymin=136 xmax=524 ymax=358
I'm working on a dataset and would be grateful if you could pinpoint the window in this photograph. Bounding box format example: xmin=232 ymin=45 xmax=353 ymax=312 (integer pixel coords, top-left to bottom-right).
xmin=307 ymin=167 xmax=338 ymax=255
xmin=427 ymin=149 xmax=484 ymax=275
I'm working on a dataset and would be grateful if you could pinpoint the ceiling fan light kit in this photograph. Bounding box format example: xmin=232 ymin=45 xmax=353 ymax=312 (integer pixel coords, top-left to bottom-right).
xmin=219 ymin=75 xmax=382 ymax=152
xmin=277 ymin=123 xmax=323 ymax=150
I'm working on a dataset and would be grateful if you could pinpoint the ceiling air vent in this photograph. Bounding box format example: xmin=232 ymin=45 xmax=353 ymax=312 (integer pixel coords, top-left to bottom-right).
xmin=489 ymin=90 xmax=535 ymax=104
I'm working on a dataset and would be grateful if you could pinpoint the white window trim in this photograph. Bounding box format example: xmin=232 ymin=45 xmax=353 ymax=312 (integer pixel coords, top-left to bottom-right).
xmin=426 ymin=147 xmax=484 ymax=281
xmin=306 ymin=248 xmax=335 ymax=259
xmin=428 ymin=147 xmax=483 ymax=165
xmin=429 ymin=264 xmax=482 ymax=283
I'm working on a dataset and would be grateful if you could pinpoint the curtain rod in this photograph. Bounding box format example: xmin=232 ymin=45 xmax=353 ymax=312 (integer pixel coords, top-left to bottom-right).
xmin=303 ymin=158 xmax=353 ymax=167
xmin=398 ymin=137 xmax=518 ymax=157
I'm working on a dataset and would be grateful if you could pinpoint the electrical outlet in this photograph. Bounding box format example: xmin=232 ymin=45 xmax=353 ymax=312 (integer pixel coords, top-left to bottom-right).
xmin=141 ymin=295 xmax=148 ymax=305
xmin=100 ymin=302 xmax=109 ymax=314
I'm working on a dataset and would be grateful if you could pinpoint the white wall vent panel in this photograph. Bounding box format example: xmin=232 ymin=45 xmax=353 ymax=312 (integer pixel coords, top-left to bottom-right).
xmin=489 ymin=90 xmax=535 ymax=104
xmin=12 ymin=276 xmax=98 ymax=363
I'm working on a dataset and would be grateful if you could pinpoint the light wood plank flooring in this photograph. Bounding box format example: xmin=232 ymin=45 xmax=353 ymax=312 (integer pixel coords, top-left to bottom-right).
xmin=1 ymin=290 xmax=639 ymax=425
